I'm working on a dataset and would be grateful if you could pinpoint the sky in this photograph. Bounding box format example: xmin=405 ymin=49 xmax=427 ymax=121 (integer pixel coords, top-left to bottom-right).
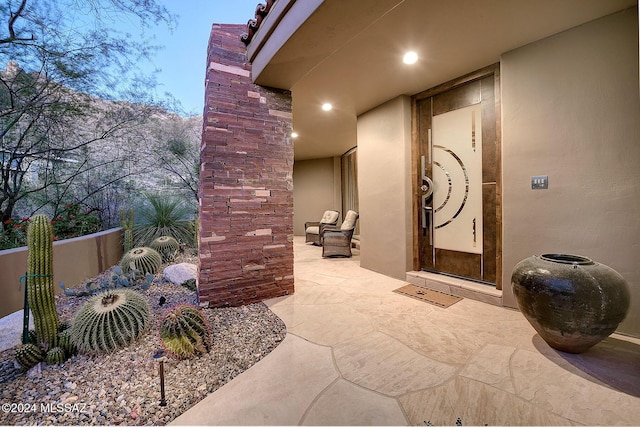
xmin=143 ymin=0 xmax=260 ymax=116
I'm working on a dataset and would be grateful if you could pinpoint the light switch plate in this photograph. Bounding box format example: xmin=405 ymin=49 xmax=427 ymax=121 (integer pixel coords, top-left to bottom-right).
xmin=531 ymin=175 xmax=548 ymax=190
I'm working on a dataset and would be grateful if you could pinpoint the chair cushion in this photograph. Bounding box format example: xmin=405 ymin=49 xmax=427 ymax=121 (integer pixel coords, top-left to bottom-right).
xmin=341 ymin=210 xmax=358 ymax=230
xmin=305 ymin=226 xmax=320 ymax=235
xmin=321 ymin=210 xmax=339 ymax=224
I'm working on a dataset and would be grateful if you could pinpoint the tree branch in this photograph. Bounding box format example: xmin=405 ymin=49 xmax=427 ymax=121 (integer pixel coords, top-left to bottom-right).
xmin=0 ymin=0 xmax=34 ymax=44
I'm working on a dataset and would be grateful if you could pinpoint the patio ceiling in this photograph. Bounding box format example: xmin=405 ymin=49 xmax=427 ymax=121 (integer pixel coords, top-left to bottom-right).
xmin=250 ymin=0 xmax=637 ymax=161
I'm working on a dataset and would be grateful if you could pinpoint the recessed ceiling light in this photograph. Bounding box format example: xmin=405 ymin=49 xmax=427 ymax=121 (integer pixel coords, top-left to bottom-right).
xmin=403 ymin=51 xmax=418 ymax=65
xmin=321 ymin=103 xmax=332 ymax=111
xmin=291 ymin=132 xmax=298 ymax=138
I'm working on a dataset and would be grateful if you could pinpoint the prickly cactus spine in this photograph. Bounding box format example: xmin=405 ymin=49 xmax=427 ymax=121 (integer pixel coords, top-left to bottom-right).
xmin=121 ymin=247 xmax=162 ymax=276
xmin=57 ymin=322 xmax=77 ymax=358
xmin=150 ymin=236 xmax=179 ymax=262
xmin=15 ymin=343 xmax=44 ymax=370
xmin=46 ymin=347 xmax=66 ymax=365
xmin=70 ymin=290 xmax=151 ymax=353
xmin=120 ymin=209 xmax=134 ymax=253
xmin=26 ymin=214 xmax=59 ymax=350
xmin=159 ymin=304 xmax=211 ymax=359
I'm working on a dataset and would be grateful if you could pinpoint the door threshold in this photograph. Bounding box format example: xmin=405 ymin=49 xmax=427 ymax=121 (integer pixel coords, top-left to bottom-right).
xmin=406 ymin=271 xmax=502 ymax=306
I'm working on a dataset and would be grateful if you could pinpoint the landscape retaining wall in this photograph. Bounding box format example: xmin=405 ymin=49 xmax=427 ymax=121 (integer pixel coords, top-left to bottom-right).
xmin=0 ymin=228 xmax=123 ymax=318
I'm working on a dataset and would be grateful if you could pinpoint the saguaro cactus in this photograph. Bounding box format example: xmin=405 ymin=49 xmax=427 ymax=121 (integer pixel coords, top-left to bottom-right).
xmin=26 ymin=214 xmax=59 ymax=350
xmin=120 ymin=208 xmax=135 ymax=253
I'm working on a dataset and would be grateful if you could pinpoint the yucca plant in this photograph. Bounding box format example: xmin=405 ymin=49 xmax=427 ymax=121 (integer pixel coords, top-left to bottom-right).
xmin=133 ymin=193 xmax=194 ymax=247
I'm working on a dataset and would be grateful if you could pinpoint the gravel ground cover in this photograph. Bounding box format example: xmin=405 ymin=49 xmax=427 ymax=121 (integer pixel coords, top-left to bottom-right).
xmin=0 ymin=256 xmax=287 ymax=426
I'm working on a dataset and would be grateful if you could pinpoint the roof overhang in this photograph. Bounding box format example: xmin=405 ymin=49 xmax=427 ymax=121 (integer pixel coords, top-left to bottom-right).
xmin=245 ymin=0 xmax=637 ymax=160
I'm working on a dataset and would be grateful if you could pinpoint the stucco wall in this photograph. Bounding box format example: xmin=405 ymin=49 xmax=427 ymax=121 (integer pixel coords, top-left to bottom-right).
xmin=357 ymin=95 xmax=413 ymax=279
xmin=293 ymin=157 xmax=342 ymax=236
xmin=501 ymin=8 xmax=640 ymax=337
xmin=0 ymin=228 xmax=123 ymax=318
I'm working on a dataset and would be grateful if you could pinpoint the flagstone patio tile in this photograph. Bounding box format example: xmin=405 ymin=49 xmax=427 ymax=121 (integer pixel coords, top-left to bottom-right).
xmin=334 ymin=331 xmax=458 ymax=396
xmin=170 ymin=334 xmax=338 ymax=426
xmin=302 ymin=379 xmax=407 ymax=425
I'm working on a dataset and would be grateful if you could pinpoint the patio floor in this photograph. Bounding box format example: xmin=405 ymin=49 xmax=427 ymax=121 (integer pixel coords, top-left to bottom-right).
xmin=172 ymin=236 xmax=640 ymax=426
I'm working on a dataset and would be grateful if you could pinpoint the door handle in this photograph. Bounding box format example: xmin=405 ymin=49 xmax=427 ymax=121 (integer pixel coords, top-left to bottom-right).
xmin=472 ymin=217 xmax=477 ymax=246
xmin=421 ymin=155 xmax=433 ymax=199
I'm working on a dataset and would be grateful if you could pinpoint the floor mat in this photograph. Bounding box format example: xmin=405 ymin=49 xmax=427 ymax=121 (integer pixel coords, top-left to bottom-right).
xmin=393 ymin=284 xmax=462 ymax=308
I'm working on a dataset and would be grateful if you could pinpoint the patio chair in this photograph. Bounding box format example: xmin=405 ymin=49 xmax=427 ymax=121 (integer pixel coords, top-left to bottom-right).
xmin=321 ymin=210 xmax=359 ymax=258
xmin=304 ymin=210 xmax=340 ymax=245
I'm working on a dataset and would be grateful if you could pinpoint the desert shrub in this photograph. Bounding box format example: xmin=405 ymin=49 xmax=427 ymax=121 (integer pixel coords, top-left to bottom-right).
xmin=133 ymin=193 xmax=194 ymax=247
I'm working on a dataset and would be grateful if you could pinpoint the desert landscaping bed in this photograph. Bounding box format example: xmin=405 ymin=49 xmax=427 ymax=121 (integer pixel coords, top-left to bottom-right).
xmin=0 ymin=256 xmax=287 ymax=426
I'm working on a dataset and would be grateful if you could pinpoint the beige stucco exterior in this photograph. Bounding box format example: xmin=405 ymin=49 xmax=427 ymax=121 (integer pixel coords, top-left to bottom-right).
xmin=357 ymin=96 xmax=414 ymax=280
xmin=500 ymin=8 xmax=640 ymax=336
xmin=291 ymin=9 xmax=640 ymax=337
xmin=293 ymin=157 xmax=342 ymax=236
xmin=0 ymin=228 xmax=123 ymax=318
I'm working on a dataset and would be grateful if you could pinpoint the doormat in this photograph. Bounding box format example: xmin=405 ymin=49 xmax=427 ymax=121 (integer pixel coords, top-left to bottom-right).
xmin=393 ymin=284 xmax=462 ymax=308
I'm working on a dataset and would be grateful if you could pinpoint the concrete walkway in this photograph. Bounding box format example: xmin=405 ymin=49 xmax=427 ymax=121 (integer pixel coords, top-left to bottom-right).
xmin=174 ymin=236 xmax=640 ymax=425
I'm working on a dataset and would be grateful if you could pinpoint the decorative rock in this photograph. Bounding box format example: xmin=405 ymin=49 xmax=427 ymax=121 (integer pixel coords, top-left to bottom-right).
xmin=0 ymin=280 xmax=286 ymax=426
xmin=163 ymin=263 xmax=197 ymax=286
xmin=26 ymin=362 xmax=42 ymax=378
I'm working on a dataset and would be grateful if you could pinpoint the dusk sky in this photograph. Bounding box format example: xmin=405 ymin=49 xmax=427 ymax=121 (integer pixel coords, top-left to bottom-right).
xmin=143 ymin=0 xmax=259 ymax=115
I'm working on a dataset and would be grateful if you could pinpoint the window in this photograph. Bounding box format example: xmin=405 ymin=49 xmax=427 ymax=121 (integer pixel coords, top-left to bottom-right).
xmin=341 ymin=147 xmax=359 ymax=238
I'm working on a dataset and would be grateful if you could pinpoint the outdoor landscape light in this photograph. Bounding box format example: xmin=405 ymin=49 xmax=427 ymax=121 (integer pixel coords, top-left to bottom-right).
xmin=153 ymin=348 xmax=168 ymax=407
xmin=321 ymin=103 xmax=332 ymax=111
xmin=291 ymin=132 xmax=298 ymax=138
xmin=403 ymin=51 xmax=418 ymax=64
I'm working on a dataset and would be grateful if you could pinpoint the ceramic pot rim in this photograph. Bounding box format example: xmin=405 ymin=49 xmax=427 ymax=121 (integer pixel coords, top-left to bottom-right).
xmin=539 ymin=253 xmax=594 ymax=265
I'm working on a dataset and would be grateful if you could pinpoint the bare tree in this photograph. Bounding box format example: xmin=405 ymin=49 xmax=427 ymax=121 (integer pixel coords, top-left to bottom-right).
xmin=0 ymin=0 xmax=176 ymax=229
xmin=145 ymin=114 xmax=201 ymax=203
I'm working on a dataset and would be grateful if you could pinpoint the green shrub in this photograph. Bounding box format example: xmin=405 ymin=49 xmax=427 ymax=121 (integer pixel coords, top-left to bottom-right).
xmin=51 ymin=203 xmax=101 ymax=240
xmin=133 ymin=193 xmax=194 ymax=247
xmin=0 ymin=217 xmax=30 ymax=250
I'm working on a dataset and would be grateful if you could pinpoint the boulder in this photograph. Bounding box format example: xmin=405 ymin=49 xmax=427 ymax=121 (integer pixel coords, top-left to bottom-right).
xmin=163 ymin=263 xmax=197 ymax=286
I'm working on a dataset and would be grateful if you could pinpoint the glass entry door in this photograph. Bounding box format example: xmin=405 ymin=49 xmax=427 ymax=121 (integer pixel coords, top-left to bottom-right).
xmin=414 ymin=68 xmax=501 ymax=287
xmin=432 ymin=104 xmax=483 ymax=255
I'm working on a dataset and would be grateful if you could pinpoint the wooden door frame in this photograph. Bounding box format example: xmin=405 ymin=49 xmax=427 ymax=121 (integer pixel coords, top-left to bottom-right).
xmin=410 ymin=63 xmax=503 ymax=289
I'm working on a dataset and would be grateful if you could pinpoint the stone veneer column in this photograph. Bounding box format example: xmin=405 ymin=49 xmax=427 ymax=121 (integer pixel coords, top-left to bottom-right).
xmin=198 ymin=24 xmax=294 ymax=307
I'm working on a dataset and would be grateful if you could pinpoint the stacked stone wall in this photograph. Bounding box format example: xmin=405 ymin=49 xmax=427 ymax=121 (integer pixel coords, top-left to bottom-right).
xmin=198 ymin=24 xmax=294 ymax=307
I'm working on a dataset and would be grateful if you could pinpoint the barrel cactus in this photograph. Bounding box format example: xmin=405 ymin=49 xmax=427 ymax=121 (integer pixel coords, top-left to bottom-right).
xmin=150 ymin=236 xmax=179 ymax=262
xmin=120 ymin=247 xmax=162 ymax=277
xmin=25 ymin=329 xmax=37 ymax=346
xmin=15 ymin=343 xmax=44 ymax=370
xmin=159 ymin=304 xmax=211 ymax=359
xmin=57 ymin=327 xmax=77 ymax=358
xmin=70 ymin=289 xmax=151 ymax=353
xmin=45 ymin=347 xmax=66 ymax=365
xmin=26 ymin=214 xmax=59 ymax=350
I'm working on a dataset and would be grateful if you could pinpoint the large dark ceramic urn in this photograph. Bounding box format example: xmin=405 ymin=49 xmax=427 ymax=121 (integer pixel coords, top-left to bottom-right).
xmin=511 ymin=254 xmax=630 ymax=353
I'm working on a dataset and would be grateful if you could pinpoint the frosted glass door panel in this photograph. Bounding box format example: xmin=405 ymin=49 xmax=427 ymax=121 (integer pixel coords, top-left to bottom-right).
xmin=432 ymin=104 xmax=483 ymax=254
